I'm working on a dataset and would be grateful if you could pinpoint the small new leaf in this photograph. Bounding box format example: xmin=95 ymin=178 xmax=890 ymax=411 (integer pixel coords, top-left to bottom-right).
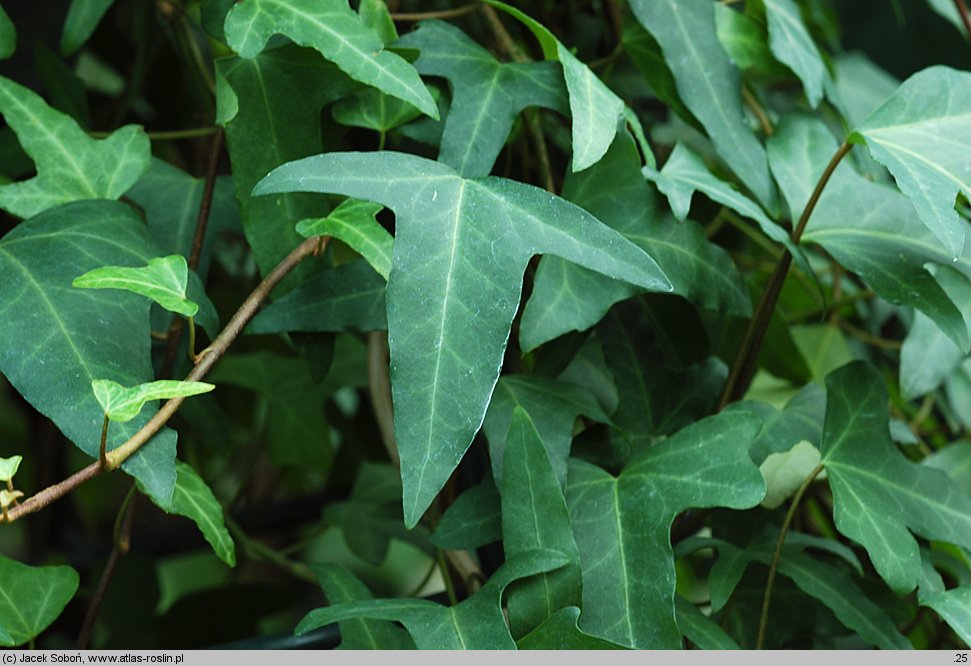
xmin=296 ymin=199 xmax=393 ymax=280
xmin=93 ymin=379 xmax=215 ymax=423
xmin=0 ymin=455 xmax=22 ymax=483
xmin=73 ymin=255 xmax=199 ymax=318
xmin=0 ymin=489 xmax=23 ymax=509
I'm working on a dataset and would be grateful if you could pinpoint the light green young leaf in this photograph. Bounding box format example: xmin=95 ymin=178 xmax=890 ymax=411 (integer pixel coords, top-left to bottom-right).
xmin=248 ymin=260 xmax=387 ymax=335
xmin=627 ymin=0 xmax=777 ymax=211
xmin=0 ymin=489 xmax=23 ymax=509
xmin=0 ymin=455 xmax=21 ymax=482
xmin=646 ymin=142 xmax=814 ymax=282
xmin=311 ymin=564 xmax=414 ymax=649
xmin=223 ymin=0 xmax=437 ymax=119
xmin=162 ymin=461 xmax=235 ymax=567
xmin=484 ymin=375 xmax=609 ymax=487
xmin=502 ymin=407 xmax=583 ymax=638
xmin=821 ymin=361 xmax=971 ymax=593
xmin=396 ymin=19 xmax=567 ymax=177
xmin=521 ymin=129 xmax=749 ymax=352
xmin=61 ymin=0 xmax=115 ymax=56
xmin=517 ymin=607 xmax=627 ymax=649
xmin=0 ymin=201 xmax=180 ymax=506
xmin=0 ymin=5 xmax=15 ymax=59
xmin=850 ymin=66 xmax=971 ymax=258
xmin=431 ymin=474 xmax=501 ymax=550
xmin=759 ymin=440 xmax=822 ymax=509
xmin=566 ymin=411 xmax=765 ymax=648
xmin=255 ymin=151 xmax=671 ymax=527
xmin=922 ymin=587 xmax=971 ymax=647
xmin=0 ymin=555 xmax=79 ymax=647
xmin=714 ymin=5 xmax=781 ymax=75
xmin=483 ymin=0 xmax=623 ymax=172
xmin=295 ymin=551 xmax=569 ymax=649
xmin=73 ymin=255 xmax=199 ymax=319
xmin=923 ymin=441 xmax=971 ymax=490
xmin=763 ymin=0 xmax=827 ymax=107
xmin=296 ymin=199 xmax=392 ymax=280
xmin=0 ymin=74 xmax=149 ymax=218
xmin=93 ymin=379 xmax=214 ymax=422
xmin=675 ymin=598 xmax=740 ymax=649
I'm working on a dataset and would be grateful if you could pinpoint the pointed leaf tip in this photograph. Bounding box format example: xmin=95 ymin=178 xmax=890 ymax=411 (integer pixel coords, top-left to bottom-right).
xmin=94 ymin=379 xmax=215 ymax=423
xmin=73 ymin=255 xmax=200 ymax=318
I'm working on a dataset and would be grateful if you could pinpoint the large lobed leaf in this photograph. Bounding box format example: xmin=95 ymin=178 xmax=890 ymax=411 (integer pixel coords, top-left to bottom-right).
xmin=223 ymin=0 xmax=437 ymax=119
xmin=0 ymin=74 xmax=149 ymax=219
xmin=566 ymin=411 xmax=765 ymax=648
xmin=821 ymin=361 xmax=971 ymax=593
xmin=0 ymin=201 xmax=182 ymax=506
xmin=0 ymin=556 xmax=79 ymax=647
xmin=255 ymin=151 xmax=672 ymax=527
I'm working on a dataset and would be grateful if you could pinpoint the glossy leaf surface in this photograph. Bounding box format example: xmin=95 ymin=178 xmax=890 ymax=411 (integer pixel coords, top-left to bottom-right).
xmin=74 ymin=255 xmax=200 ymax=319
xmin=255 ymin=150 xmax=671 ymax=527
xmin=93 ymin=379 xmax=214 ymax=422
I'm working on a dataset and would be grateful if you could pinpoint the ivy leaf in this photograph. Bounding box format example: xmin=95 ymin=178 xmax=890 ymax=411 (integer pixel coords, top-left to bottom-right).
xmin=924 ymin=441 xmax=971 ymax=490
xmin=502 ymin=407 xmax=583 ymax=638
xmin=332 ymin=88 xmax=424 ymax=134
xmin=157 ymin=461 xmax=235 ymax=567
xmin=310 ymin=564 xmax=414 ymax=649
xmin=247 ymin=260 xmax=387 ymax=335
xmin=759 ymin=440 xmax=822 ymax=509
xmin=922 ymin=587 xmax=971 ymax=647
xmin=566 ymin=411 xmax=765 ymax=648
xmin=646 ymin=142 xmax=815 ymax=283
xmin=522 ymin=128 xmax=749 ymax=352
xmin=0 ymin=5 xmax=15 ymax=59
xmin=714 ymin=5 xmax=782 ymax=76
xmin=395 ymin=20 xmax=567 ymax=177
xmin=821 ymin=361 xmax=971 ymax=593
xmin=0 ymin=74 xmax=149 ymax=219
xmin=675 ymin=598 xmax=740 ymax=650
xmin=73 ymin=255 xmax=200 ymax=319
xmin=295 ymin=550 xmax=570 ymax=649
xmin=517 ymin=607 xmax=627 ymax=649
xmin=431 ymin=473 xmax=501 ymax=550
xmin=726 ymin=382 xmax=825 ymax=463
xmin=93 ymin=379 xmax=214 ymax=422
xmin=763 ymin=0 xmax=827 ymax=108
xmin=483 ymin=0 xmax=624 ymax=172
xmin=483 ymin=375 xmax=608 ymax=487
xmin=0 ymin=201 xmax=180 ymax=506
xmin=0 ymin=489 xmax=23 ymax=510
xmin=296 ymin=199 xmax=392 ymax=280
xmin=0 ymin=455 xmax=21 ymax=482
xmin=357 ymin=0 xmax=397 ymax=45
xmin=900 ymin=312 xmax=964 ymax=399
xmin=255 ymin=150 xmax=671 ymax=527
xmin=850 ymin=66 xmax=971 ymax=258
xmin=61 ymin=0 xmax=116 ymax=56
xmin=627 ymin=0 xmax=777 ymax=211
xmin=223 ymin=0 xmax=437 ymax=119
xmin=215 ymin=46 xmax=356 ymax=284
xmin=0 ymin=555 xmax=79 ymax=647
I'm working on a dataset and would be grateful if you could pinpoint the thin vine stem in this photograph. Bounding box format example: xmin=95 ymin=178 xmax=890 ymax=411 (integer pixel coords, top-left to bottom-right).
xmin=756 ymin=462 xmax=825 ymax=650
xmin=88 ymin=127 xmax=217 ymax=140
xmin=391 ymin=3 xmax=481 ymax=21
xmin=718 ymin=141 xmax=852 ymax=410
xmin=0 ymin=237 xmax=320 ymax=525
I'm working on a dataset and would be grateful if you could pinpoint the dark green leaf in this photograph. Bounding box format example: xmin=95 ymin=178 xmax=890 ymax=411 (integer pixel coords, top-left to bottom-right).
xmin=675 ymin=597 xmax=740 ymax=649
xmin=255 ymin=150 xmax=671 ymax=527
xmin=159 ymin=461 xmax=235 ymax=567
xmin=922 ymin=587 xmax=971 ymax=646
xmin=0 ymin=6 xmax=14 ymax=59
xmin=517 ymin=607 xmax=627 ymax=649
xmin=332 ymin=88 xmax=424 ymax=134
xmin=431 ymin=473 xmax=501 ymax=550
xmin=61 ymin=0 xmax=115 ymax=56
xmin=0 ymin=201 xmax=180 ymax=506
xmin=0 ymin=555 xmax=79 ymax=647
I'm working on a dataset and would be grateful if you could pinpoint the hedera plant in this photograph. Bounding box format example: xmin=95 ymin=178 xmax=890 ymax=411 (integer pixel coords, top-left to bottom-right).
xmin=0 ymin=0 xmax=969 ymax=651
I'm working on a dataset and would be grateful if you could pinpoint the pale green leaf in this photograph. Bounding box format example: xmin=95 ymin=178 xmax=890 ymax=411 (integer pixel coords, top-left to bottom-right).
xmin=759 ymin=440 xmax=822 ymax=509
xmin=295 ymin=551 xmax=569 ymax=649
xmin=162 ymin=461 xmax=235 ymax=567
xmin=0 ymin=489 xmax=23 ymax=509
xmin=73 ymin=255 xmax=199 ymax=319
xmin=764 ymin=0 xmax=827 ymax=107
xmin=923 ymin=587 xmax=971 ymax=647
xmin=483 ymin=0 xmax=624 ymax=172
xmin=311 ymin=564 xmax=414 ymax=649
xmin=517 ymin=607 xmax=627 ymax=649
xmin=248 ymin=260 xmax=387 ymax=335
xmin=521 ymin=129 xmax=749 ymax=352
xmin=0 ymin=455 xmax=21 ymax=483
xmin=675 ymin=598 xmax=740 ymax=649
xmin=61 ymin=0 xmax=115 ymax=56
xmin=0 ymin=555 xmax=79 ymax=647
xmin=224 ymin=0 xmax=437 ymax=118
xmin=901 ymin=312 xmax=964 ymax=399
xmin=484 ymin=375 xmax=608 ymax=487
xmin=502 ymin=407 xmax=583 ymax=638
xmin=832 ymin=53 xmax=899 ymax=129
xmin=93 ymin=379 xmax=214 ymax=422
xmin=924 ymin=441 xmax=971 ymax=490
xmin=850 ymin=66 xmax=971 ymax=258
xmin=431 ymin=474 xmax=501 ymax=550
xmin=296 ymin=199 xmax=392 ymax=280
xmin=628 ymin=0 xmax=777 ymax=211
xmin=0 ymin=74 xmax=149 ymax=218
xmin=0 ymin=200 xmax=180 ymax=506
xmin=821 ymin=361 xmax=971 ymax=593
xmin=0 ymin=5 xmax=15 ymax=59
xmin=255 ymin=150 xmax=671 ymax=527
xmin=566 ymin=411 xmax=765 ymax=648
xmin=357 ymin=0 xmax=396 ymax=45
xmin=714 ymin=5 xmax=780 ymax=75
